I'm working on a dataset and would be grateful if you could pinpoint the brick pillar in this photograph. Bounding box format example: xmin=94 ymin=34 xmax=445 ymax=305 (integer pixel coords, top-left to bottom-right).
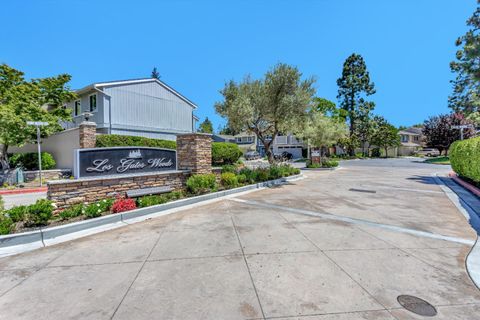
xmin=176 ymin=133 xmax=212 ymax=174
xmin=79 ymin=121 xmax=97 ymax=149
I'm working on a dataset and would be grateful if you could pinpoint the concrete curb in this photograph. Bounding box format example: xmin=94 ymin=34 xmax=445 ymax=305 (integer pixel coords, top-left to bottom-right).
xmin=433 ymin=174 xmax=480 ymax=289
xmin=449 ymin=172 xmax=480 ymax=198
xmin=0 ymin=174 xmax=303 ymax=257
xmin=301 ymin=167 xmax=339 ymax=171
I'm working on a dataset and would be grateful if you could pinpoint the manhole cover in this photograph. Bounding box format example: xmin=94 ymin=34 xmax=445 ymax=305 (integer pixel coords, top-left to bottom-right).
xmin=397 ymin=295 xmax=437 ymax=317
xmin=348 ymin=188 xmax=376 ymax=194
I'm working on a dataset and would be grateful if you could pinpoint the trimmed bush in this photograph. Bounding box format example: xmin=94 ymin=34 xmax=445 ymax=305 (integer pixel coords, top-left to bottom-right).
xmin=212 ymin=142 xmax=243 ymax=165
xmin=450 ymin=137 xmax=480 ymax=183
xmin=0 ymin=214 xmax=14 ymax=235
xmin=322 ymin=160 xmax=339 ymax=168
xmin=236 ymin=174 xmax=247 ymax=184
xmin=137 ymin=195 xmax=168 ymax=208
xmin=5 ymin=205 xmax=28 ymax=223
xmin=59 ymin=204 xmax=83 ymax=220
xmin=9 ymin=152 xmax=56 ymax=170
xmin=96 ymin=134 xmax=176 ymax=149
xmin=24 ymin=199 xmax=54 ymax=226
xmin=221 ymin=164 xmax=237 ymax=173
xmin=371 ymin=148 xmax=381 ymax=158
xmin=221 ymin=172 xmax=239 ymax=188
xmin=186 ymin=174 xmax=217 ymax=194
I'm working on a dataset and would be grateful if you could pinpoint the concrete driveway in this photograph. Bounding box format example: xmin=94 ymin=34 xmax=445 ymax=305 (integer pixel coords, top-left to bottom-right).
xmin=0 ymin=158 xmax=479 ymax=319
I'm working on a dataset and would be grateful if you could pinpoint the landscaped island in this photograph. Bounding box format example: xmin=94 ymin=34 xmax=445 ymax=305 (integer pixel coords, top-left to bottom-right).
xmin=0 ymin=164 xmax=300 ymax=235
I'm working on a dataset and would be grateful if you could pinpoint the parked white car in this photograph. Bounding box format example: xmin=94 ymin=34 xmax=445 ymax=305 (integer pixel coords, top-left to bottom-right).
xmin=415 ymin=148 xmax=440 ymax=157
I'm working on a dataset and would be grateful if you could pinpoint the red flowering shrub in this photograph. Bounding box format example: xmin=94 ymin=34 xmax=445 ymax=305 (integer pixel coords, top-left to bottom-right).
xmin=111 ymin=197 xmax=137 ymax=213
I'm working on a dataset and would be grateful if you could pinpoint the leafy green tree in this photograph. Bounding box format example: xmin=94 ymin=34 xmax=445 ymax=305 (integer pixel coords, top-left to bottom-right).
xmin=337 ymin=53 xmax=376 ymax=155
xmin=0 ymin=64 xmax=76 ymax=168
xmin=151 ymin=67 xmax=160 ymax=79
xmin=370 ymin=116 xmax=400 ymax=157
xmin=300 ymin=110 xmax=347 ymax=157
xmin=355 ymin=101 xmax=376 ymax=156
xmin=449 ymin=1 xmax=480 ymax=116
xmin=314 ymin=97 xmax=347 ymax=120
xmin=198 ymin=117 xmax=214 ymax=133
xmin=215 ymin=63 xmax=315 ymax=163
xmin=422 ymin=113 xmax=475 ymax=155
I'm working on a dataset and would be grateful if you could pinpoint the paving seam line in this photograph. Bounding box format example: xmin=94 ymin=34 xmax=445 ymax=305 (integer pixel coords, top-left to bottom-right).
xmin=432 ymin=173 xmax=480 ymax=290
xmin=229 ymin=198 xmax=474 ymax=245
xmin=0 ymin=174 xmax=304 ymax=257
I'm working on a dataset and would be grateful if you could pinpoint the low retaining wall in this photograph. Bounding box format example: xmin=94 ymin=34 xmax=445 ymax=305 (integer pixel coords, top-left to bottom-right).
xmin=24 ymin=169 xmax=72 ymax=182
xmin=48 ymin=170 xmax=190 ymax=209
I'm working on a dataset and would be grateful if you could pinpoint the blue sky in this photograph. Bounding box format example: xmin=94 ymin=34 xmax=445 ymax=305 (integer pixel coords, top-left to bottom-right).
xmin=0 ymin=0 xmax=476 ymax=130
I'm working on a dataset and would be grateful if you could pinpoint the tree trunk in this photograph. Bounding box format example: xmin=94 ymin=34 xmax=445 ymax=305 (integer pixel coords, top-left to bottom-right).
xmin=384 ymin=147 xmax=388 ymax=158
xmin=0 ymin=143 xmax=9 ymax=170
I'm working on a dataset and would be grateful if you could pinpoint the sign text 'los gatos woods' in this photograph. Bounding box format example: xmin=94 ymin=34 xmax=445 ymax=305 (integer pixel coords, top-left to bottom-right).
xmin=74 ymin=147 xmax=176 ymax=178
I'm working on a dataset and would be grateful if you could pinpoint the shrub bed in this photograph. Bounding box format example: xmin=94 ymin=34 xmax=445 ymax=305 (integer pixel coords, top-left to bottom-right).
xmin=450 ymin=137 xmax=480 ymax=184
xmin=9 ymin=152 xmax=56 ymax=170
xmin=306 ymin=159 xmax=339 ymax=168
xmin=0 ymin=164 xmax=300 ymax=235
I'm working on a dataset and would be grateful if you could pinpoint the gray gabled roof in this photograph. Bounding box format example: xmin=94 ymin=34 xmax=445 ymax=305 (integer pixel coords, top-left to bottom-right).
xmin=75 ymin=78 xmax=197 ymax=109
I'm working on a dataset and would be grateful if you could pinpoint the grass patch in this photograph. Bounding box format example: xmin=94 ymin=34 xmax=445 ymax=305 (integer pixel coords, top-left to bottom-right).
xmin=424 ymin=156 xmax=450 ymax=165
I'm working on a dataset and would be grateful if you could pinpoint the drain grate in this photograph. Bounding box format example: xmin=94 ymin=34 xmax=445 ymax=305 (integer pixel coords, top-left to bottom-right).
xmin=348 ymin=188 xmax=376 ymax=194
xmin=397 ymin=295 xmax=437 ymax=317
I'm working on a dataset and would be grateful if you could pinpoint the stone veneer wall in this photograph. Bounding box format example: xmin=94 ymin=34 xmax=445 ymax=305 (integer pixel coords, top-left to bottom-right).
xmin=48 ymin=170 xmax=190 ymax=209
xmin=79 ymin=122 xmax=97 ymax=149
xmin=177 ymin=133 xmax=212 ymax=174
xmin=24 ymin=169 xmax=72 ymax=182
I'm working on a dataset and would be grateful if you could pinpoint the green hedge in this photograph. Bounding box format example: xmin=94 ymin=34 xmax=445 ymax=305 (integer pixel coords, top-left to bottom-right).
xmin=450 ymin=137 xmax=480 ymax=183
xmin=211 ymin=142 xmax=243 ymax=165
xmin=9 ymin=152 xmax=56 ymax=170
xmin=96 ymin=134 xmax=177 ymax=149
xmin=96 ymin=135 xmax=243 ymax=166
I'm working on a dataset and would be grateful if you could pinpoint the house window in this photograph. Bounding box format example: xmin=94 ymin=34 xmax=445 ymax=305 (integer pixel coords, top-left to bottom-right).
xmin=74 ymin=100 xmax=81 ymax=116
xmin=248 ymin=136 xmax=253 ymax=143
xmin=413 ymin=136 xmax=419 ymax=142
xmin=401 ymin=135 xmax=409 ymax=142
xmin=89 ymin=94 xmax=97 ymax=112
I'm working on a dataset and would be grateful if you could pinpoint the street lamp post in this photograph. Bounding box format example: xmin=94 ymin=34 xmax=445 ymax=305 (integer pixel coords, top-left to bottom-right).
xmin=26 ymin=121 xmax=49 ymax=186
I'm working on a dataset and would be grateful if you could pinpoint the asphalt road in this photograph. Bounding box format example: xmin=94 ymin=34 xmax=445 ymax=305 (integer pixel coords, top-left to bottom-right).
xmin=1 ymin=192 xmax=47 ymax=209
xmin=0 ymin=158 xmax=478 ymax=319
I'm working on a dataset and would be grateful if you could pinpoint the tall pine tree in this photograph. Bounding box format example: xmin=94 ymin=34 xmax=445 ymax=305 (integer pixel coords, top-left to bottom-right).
xmin=449 ymin=1 xmax=480 ymax=118
xmin=337 ymin=54 xmax=376 ymax=155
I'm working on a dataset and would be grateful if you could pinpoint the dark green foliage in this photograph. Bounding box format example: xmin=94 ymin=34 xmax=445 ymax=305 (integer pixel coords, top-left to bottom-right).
xmin=84 ymin=203 xmax=103 ymax=219
xmin=5 ymin=205 xmax=27 ymax=222
xmin=9 ymin=152 xmax=56 ymax=170
xmin=220 ymin=172 xmax=239 ymax=188
xmin=236 ymin=174 xmax=247 ymax=184
xmin=337 ymin=53 xmax=376 ymax=155
xmin=24 ymin=199 xmax=53 ymax=226
xmin=186 ymin=174 xmax=218 ymax=195
xmin=449 ymin=2 xmax=480 ymax=115
xmin=238 ymin=167 xmax=256 ymax=184
xmin=198 ymin=117 xmax=214 ymax=133
xmin=450 ymin=137 xmax=480 ymax=183
xmin=137 ymin=195 xmax=168 ymax=208
xmin=151 ymin=67 xmax=160 ymax=79
xmin=221 ymin=164 xmax=237 ymax=173
xmin=96 ymin=134 xmax=176 ymax=149
xmin=0 ymin=195 xmax=3 ymax=211
xmin=254 ymin=169 xmax=270 ymax=182
xmin=371 ymin=148 xmax=381 ymax=158
xmin=59 ymin=204 xmax=83 ymax=220
xmin=212 ymin=142 xmax=243 ymax=165
xmin=321 ymin=160 xmax=339 ymax=168
xmin=0 ymin=214 xmax=14 ymax=235
xmin=306 ymin=160 xmax=338 ymax=168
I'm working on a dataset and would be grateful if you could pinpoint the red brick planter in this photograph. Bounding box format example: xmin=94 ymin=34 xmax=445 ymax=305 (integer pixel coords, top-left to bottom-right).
xmin=449 ymin=172 xmax=480 ymax=198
